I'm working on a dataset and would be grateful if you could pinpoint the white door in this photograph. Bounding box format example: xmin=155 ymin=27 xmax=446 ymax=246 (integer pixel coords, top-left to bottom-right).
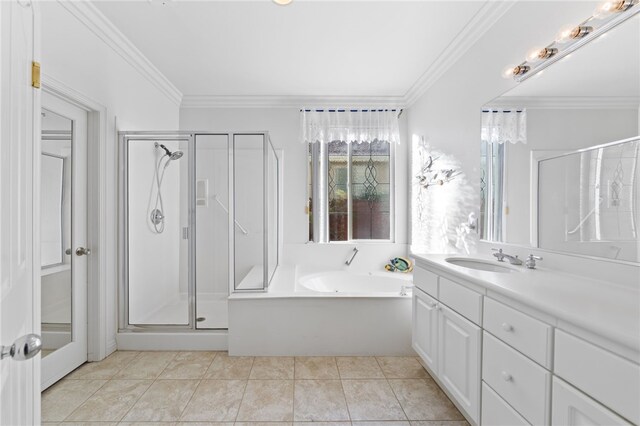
xmin=438 ymin=303 xmax=481 ymax=424
xmin=40 ymin=92 xmax=88 ymax=389
xmin=412 ymin=288 xmax=438 ymax=373
xmin=0 ymin=0 xmax=41 ymax=424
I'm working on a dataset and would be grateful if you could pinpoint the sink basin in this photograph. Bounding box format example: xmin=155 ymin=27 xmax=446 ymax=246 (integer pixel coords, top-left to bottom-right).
xmin=445 ymin=257 xmax=514 ymax=273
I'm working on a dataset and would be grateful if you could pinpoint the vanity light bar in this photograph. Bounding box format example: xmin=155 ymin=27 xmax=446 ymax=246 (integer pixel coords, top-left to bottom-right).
xmin=503 ymin=0 xmax=640 ymax=81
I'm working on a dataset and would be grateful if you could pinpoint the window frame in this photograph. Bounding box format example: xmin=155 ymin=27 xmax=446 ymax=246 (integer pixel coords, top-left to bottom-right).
xmin=308 ymin=141 xmax=395 ymax=243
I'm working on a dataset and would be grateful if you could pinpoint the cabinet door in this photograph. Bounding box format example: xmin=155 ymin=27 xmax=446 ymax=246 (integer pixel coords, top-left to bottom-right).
xmin=438 ymin=304 xmax=481 ymax=423
xmin=412 ymin=288 xmax=439 ymax=373
xmin=552 ymin=377 xmax=632 ymax=426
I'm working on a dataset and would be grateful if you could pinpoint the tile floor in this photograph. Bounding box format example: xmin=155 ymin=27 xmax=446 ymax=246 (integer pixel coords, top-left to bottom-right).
xmin=42 ymin=351 xmax=468 ymax=426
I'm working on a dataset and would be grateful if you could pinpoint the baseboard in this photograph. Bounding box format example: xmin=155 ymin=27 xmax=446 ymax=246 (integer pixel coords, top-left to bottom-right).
xmin=115 ymin=331 xmax=228 ymax=351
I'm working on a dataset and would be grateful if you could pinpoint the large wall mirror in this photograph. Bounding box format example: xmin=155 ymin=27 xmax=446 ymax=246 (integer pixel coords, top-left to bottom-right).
xmin=480 ymin=13 xmax=639 ymax=263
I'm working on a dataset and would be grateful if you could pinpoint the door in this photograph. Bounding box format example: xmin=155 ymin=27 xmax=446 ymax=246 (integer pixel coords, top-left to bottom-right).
xmin=412 ymin=287 xmax=438 ymax=372
xmin=40 ymin=93 xmax=88 ymax=389
xmin=0 ymin=0 xmax=41 ymax=424
xmin=438 ymin=303 xmax=481 ymax=424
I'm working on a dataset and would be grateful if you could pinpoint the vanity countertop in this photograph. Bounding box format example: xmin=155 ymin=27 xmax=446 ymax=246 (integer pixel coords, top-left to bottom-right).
xmin=413 ymin=253 xmax=640 ymax=354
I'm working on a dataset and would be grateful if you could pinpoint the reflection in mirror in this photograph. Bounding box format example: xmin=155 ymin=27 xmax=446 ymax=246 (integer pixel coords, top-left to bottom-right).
xmin=539 ymin=138 xmax=639 ymax=262
xmin=41 ymin=108 xmax=73 ymax=357
xmin=480 ymin=13 xmax=639 ymax=262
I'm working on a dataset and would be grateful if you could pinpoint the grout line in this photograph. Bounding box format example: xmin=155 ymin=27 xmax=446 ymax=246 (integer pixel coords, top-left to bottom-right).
xmin=233 ymin=358 xmax=255 ymax=422
xmin=176 ymin=378 xmax=203 ymax=422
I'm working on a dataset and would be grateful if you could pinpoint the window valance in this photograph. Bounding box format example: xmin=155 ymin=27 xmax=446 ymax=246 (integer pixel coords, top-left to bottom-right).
xmin=300 ymin=109 xmax=401 ymax=144
xmin=481 ymin=109 xmax=527 ymax=144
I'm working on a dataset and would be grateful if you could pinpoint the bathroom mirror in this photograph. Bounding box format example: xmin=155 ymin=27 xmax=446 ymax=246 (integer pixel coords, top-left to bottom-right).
xmin=41 ymin=108 xmax=73 ymax=356
xmin=480 ymin=13 xmax=640 ymax=263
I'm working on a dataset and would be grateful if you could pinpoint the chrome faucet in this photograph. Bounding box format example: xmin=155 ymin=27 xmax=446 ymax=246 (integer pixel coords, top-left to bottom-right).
xmin=492 ymin=248 xmax=523 ymax=266
xmin=345 ymin=247 xmax=359 ymax=266
xmin=525 ymin=254 xmax=543 ymax=269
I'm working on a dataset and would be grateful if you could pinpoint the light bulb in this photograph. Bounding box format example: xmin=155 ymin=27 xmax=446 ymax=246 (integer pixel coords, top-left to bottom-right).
xmin=273 ymin=0 xmax=293 ymax=5
xmin=593 ymin=0 xmax=633 ymax=19
xmin=502 ymin=65 xmax=516 ymax=79
xmin=555 ymin=25 xmax=592 ymax=44
xmin=527 ymin=47 xmax=558 ymax=63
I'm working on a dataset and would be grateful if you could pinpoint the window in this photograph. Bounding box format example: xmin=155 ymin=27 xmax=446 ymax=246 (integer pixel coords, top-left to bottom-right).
xmin=308 ymin=140 xmax=393 ymax=242
xmin=480 ymin=140 xmax=505 ymax=241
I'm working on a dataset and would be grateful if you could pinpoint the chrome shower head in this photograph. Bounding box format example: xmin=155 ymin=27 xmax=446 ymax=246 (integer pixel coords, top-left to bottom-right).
xmin=169 ymin=151 xmax=183 ymax=161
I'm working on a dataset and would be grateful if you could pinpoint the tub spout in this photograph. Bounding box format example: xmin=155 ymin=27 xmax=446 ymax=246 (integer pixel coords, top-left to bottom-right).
xmin=345 ymin=247 xmax=359 ymax=266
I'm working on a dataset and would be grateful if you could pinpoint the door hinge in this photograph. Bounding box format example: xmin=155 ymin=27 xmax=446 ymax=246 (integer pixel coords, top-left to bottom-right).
xmin=32 ymin=61 xmax=41 ymax=89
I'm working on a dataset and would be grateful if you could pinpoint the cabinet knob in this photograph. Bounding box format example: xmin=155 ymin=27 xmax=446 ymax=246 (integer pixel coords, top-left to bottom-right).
xmin=501 ymin=322 xmax=514 ymax=332
xmin=501 ymin=371 xmax=513 ymax=382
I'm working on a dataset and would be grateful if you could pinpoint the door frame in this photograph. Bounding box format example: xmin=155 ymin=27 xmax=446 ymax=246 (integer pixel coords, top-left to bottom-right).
xmin=41 ymin=74 xmax=109 ymax=362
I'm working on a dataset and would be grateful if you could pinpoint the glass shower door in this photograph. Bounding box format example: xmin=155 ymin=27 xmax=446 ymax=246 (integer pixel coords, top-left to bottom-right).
xmin=124 ymin=134 xmax=192 ymax=326
xmin=195 ymin=134 xmax=230 ymax=329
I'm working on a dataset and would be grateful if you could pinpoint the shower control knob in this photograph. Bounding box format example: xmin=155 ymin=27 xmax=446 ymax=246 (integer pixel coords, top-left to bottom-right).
xmin=75 ymin=247 xmax=91 ymax=256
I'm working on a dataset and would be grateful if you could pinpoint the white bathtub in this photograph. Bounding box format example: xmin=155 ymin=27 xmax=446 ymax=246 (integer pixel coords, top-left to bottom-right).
xmin=299 ymin=271 xmax=413 ymax=295
xmin=229 ymin=266 xmax=415 ymax=356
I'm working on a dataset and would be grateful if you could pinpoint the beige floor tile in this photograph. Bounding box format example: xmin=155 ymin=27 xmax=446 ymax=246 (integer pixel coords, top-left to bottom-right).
xmin=410 ymin=422 xmax=469 ymax=426
xmin=158 ymin=351 xmax=217 ymax=379
xmin=294 ymin=357 xmax=339 ymax=379
xmin=250 ymin=357 xmax=295 ymax=379
xmin=118 ymin=423 xmax=178 ymax=426
xmin=342 ymin=379 xmax=406 ymax=421
xmin=336 ymin=357 xmax=385 ymax=379
xmin=353 ymin=422 xmax=411 ymax=426
xmin=180 ymin=379 xmax=247 ymax=421
xmin=294 ymin=380 xmax=349 ymax=422
xmin=121 ymin=379 xmax=199 ymax=422
xmin=176 ymin=423 xmax=235 ymax=426
xmin=236 ymin=380 xmax=294 ymax=422
xmin=66 ymin=352 xmax=140 ymax=380
xmin=204 ymin=353 xmax=254 ymax=379
xmin=58 ymin=422 xmax=119 ymax=425
xmin=64 ymin=379 xmax=151 ymax=422
xmin=376 ymin=357 xmax=430 ymax=379
xmin=114 ymin=352 xmax=177 ymax=379
xmin=389 ymin=379 xmax=464 ymax=421
xmin=41 ymin=379 xmax=107 ymax=422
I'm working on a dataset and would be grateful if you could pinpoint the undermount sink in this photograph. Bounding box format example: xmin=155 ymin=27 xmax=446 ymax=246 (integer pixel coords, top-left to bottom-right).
xmin=445 ymin=257 xmax=514 ymax=273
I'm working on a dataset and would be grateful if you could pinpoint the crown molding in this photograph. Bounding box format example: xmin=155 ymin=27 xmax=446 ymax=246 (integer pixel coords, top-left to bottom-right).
xmin=403 ymin=0 xmax=517 ymax=107
xmin=486 ymin=96 xmax=640 ymax=109
xmin=181 ymin=94 xmax=406 ymax=109
xmin=59 ymin=1 xmax=183 ymax=107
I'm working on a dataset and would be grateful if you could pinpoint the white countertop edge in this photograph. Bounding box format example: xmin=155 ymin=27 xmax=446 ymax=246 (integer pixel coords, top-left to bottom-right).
xmin=413 ymin=254 xmax=640 ymax=356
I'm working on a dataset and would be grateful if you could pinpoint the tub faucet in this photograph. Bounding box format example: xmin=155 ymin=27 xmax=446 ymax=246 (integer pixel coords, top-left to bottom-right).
xmin=345 ymin=247 xmax=359 ymax=266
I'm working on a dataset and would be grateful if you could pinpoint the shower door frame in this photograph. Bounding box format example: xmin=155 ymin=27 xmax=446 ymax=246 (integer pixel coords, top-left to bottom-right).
xmin=118 ymin=131 xmax=278 ymax=332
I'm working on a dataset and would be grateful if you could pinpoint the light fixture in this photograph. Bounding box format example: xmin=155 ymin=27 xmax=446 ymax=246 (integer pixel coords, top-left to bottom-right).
xmin=526 ymin=47 xmax=558 ymax=63
xmin=502 ymin=0 xmax=638 ymax=80
xmin=555 ymin=25 xmax=592 ymax=44
xmin=273 ymin=0 xmax=293 ymax=5
xmin=593 ymin=0 xmax=636 ymax=19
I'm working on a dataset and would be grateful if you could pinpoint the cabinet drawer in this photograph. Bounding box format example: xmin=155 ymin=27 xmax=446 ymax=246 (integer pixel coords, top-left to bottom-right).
xmin=484 ymin=297 xmax=553 ymax=368
xmin=413 ymin=266 xmax=438 ymax=298
xmin=439 ymin=277 xmax=482 ymax=325
xmin=555 ymin=330 xmax=639 ymax=425
xmin=552 ymin=377 xmax=631 ymax=426
xmin=482 ymin=382 xmax=530 ymax=426
xmin=483 ymin=332 xmax=551 ymax=425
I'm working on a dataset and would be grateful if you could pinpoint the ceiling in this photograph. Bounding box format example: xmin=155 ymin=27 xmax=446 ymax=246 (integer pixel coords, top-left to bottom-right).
xmin=94 ymin=1 xmax=486 ymax=99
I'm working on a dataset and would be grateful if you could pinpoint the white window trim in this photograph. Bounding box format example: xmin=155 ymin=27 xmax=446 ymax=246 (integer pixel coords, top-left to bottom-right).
xmin=309 ymin=142 xmax=395 ymax=243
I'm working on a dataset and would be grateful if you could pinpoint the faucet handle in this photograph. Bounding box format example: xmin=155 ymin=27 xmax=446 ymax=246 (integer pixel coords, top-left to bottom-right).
xmin=525 ymin=254 xmax=543 ymax=269
xmin=492 ymin=248 xmax=505 ymax=262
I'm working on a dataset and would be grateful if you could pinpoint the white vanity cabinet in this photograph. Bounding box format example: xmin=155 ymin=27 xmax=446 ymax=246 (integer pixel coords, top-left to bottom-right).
xmin=412 ymin=277 xmax=482 ymax=423
xmin=411 ymin=260 xmax=640 ymax=426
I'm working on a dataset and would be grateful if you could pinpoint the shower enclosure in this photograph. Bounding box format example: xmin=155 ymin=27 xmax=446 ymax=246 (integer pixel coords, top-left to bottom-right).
xmin=119 ymin=132 xmax=279 ymax=330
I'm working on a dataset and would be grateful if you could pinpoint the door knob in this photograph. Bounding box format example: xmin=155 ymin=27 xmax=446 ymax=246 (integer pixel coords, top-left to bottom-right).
xmin=1 ymin=334 xmax=42 ymax=361
xmin=76 ymin=247 xmax=91 ymax=256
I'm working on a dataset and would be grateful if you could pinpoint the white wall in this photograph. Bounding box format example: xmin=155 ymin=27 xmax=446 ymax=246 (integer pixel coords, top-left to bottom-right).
xmin=180 ymin=108 xmax=410 ymax=272
xmin=41 ymin=2 xmax=180 ymax=352
xmin=406 ymin=1 xmax=603 ymax=255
